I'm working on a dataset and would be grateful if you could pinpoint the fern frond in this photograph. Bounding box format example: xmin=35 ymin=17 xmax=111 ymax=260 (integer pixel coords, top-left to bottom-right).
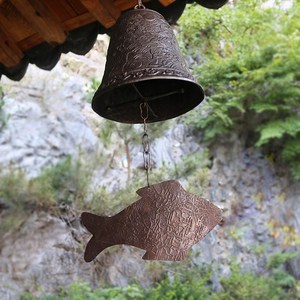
xmin=256 ymin=117 xmax=300 ymax=146
xmin=282 ymin=139 xmax=300 ymax=161
xmin=290 ymin=160 xmax=300 ymax=181
xmin=282 ymin=117 xmax=300 ymax=136
xmin=250 ymin=103 xmax=278 ymax=113
xmin=256 ymin=122 xmax=285 ymax=146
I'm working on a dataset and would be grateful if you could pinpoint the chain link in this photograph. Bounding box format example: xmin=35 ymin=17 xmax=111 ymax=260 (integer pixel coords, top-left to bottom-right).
xmin=140 ymin=102 xmax=151 ymax=187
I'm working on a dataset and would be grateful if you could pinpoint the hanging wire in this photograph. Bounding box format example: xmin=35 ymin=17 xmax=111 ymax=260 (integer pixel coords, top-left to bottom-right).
xmin=140 ymin=102 xmax=151 ymax=187
xmin=135 ymin=0 xmax=146 ymax=9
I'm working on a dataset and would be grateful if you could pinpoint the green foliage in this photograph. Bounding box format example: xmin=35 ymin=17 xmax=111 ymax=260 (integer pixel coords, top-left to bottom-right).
xmin=21 ymin=259 xmax=299 ymax=300
xmin=22 ymin=282 xmax=144 ymax=300
xmin=267 ymin=251 xmax=300 ymax=269
xmin=172 ymin=149 xmax=211 ymax=196
xmin=85 ymin=77 xmax=101 ymax=103
xmin=95 ymin=284 xmax=144 ymax=300
xmin=0 ymin=167 xmax=54 ymax=239
xmin=179 ymin=1 xmax=300 ymax=179
xmin=35 ymin=156 xmax=91 ymax=206
xmin=174 ymin=149 xmax=210 ymax=177
xmin=0 ymin=156 xmax=91 ymax=237
xmin=98 ymin=119 xmax=171 ymax=147
xmin=0 ymin=156 xmax=90 ymax=211
xmin=97 ymin=119 xmax=171 ymax=181
xmin=145 ymin=271 xmax=211 ymax=300
xmin=211 ymin=263 xmax=285 ymax=300
xmin=85 ymin=163 xmax=178 ymax=216
xmin=0 ymin=83 xmax=7 ymax=132
xmin=84 ymin=178 xmax=143 ymax=216
xmin=266 ymin=251 xmax=300 ymax=295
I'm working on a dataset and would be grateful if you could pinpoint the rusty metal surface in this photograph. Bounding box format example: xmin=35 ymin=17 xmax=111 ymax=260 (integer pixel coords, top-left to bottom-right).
xmin=92 ymin=8 xmax=204 ymax=124
xmin=81 ymin=180 xmax=222 ymax=262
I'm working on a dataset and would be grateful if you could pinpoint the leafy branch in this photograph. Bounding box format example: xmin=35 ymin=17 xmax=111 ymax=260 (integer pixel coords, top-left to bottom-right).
xmin=179 ymin=0 xmax=300 ymax=180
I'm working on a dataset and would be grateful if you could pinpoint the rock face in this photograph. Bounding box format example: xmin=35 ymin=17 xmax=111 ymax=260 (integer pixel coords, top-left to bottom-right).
xmin=0 ymin=211 xmax=157 ymax=298
xmin=0 ymin=64 xmax=98 ymax=178
xmin=193 ymin=135 xmax=300 ymax=278
xmin=0 ymin=37 xmax=299 ymax=299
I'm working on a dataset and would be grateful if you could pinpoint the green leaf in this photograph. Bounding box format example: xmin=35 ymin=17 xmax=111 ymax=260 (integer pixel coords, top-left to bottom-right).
xmin=250 ymin=103 xmax=278 ymax=113
xmin=282 ymin=139 xmax=300 ymax=161
xmin=180 ymin=0 xmax=300 ymax=179
xmin=256 ymin=124 xmax=284 ymax=146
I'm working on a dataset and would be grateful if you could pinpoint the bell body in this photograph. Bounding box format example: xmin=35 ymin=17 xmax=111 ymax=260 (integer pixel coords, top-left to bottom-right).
xmin=92 ymin=8 xmax=204 ymax=123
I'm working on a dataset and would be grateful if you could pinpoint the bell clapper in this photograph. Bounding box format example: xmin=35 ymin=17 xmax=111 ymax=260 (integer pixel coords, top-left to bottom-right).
xmin=145 ymin=88 xmax=185 ymax=101
xmin=131 ymin=83 xmax=185 ymax=120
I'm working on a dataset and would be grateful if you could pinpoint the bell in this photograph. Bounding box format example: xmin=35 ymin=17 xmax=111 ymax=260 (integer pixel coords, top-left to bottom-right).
xmin=92 ymin=7 xmax=204 ymax=124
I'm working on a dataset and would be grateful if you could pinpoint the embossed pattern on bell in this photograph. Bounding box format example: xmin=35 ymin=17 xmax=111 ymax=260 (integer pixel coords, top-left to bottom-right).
xmin=92 ymin=8 xmax=205 ymax=123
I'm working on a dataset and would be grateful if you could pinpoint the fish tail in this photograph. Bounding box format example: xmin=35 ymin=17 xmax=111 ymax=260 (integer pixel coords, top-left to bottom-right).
xmin=81 ymin=212 xmax=106 ymax=235
xmin=81 ymin=212 xmax=110 ymax=262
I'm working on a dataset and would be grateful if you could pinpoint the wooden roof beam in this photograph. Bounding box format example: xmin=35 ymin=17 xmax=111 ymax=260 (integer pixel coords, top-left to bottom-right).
xmin=114 ymin=0 xmax=150 ymax=11
xmin=158 ymin=0 xmax=176 ymax=7
xmin=0 ymin=3 xmax=36 ymax=43
xmin=10 ymin=0 xmax=67 ymax=45
xmin=0 ymin=28 xmax=23 ymax=67
xmin=80 ymin=0 xmax=121 ymax=29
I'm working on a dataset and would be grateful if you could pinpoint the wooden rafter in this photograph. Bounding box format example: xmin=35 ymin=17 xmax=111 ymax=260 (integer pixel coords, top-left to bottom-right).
xmin=158 ymin=0 xmax=176 ymax=7
xmin=113 ymin=0 xmax=151 ymax=11
xmin=0 ymin=3 xmax=35 ymax=43
xmin=45 ymin=0 xmax=78 ymax=22
xmin=66 ymin=0 xmax=87 ymax=15
xmin=0 ymin=28 xmax=23 ymax=67
xmin=63 ymin=12 xmax=96 ymax=31
xmin=80 ymin=0 xmax=120 ymax=29
xmin=0 ymin=0 xmax=193 ymax=75
xmin=18 ymin=33 xmax=43 ymax=52
xmin=10 ymin=0 xmax=67 ymax=45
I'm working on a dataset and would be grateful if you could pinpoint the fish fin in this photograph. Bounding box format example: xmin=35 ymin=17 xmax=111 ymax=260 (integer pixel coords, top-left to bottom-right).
xmin=81 ymin=212 xmax=112 ymax=262
xmin=81 ymin=212 xmax=107 ymax=235
xmin=84 ymin=236 xmax=102 ymax=262
xmin=136 ymin=180 xmax=182 ymax=197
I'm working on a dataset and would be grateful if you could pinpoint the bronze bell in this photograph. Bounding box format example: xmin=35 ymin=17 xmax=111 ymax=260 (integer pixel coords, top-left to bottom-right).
xmin=92 ymin=7 xmax=204 ymax=124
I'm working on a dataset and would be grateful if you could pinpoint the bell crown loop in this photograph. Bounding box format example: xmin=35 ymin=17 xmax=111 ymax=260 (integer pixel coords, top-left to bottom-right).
xmin=92 ymin=8 xmax=205 ymax=124
xmin=135 ymin=0 xmax=146 ymax=9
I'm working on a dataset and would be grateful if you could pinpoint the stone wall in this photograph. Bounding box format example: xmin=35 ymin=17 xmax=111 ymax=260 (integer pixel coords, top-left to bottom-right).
xmin=0 ymin=36 xmax=299 ymax=299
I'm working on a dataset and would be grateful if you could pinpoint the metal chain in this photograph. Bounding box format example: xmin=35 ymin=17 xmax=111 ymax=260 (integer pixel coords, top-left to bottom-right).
xmin=140 ymin=102 xmax=151 ymax=187
xmin=135 ymin=0 xmax=145 ymax=9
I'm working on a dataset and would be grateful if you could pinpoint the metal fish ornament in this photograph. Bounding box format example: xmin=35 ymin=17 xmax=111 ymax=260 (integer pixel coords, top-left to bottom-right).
xmin=81 ymin=180 xmax=222 ymax=262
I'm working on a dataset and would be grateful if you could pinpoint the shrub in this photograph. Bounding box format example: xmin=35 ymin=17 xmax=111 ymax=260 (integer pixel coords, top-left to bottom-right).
xmin=0 ymin=156 xmax=92 ymax=237
xmin=34 ymin=155 xmax=91 ymax=206
xmin=179 ymin=1 xmax=300 ymax=180
xmin=145 ymin=271 xmax=211 ymax=300
xmin=20 ymin=261 xmax=299 ymax=300
xmin=0 ymin=84 xmax=7 ymax=132
xmin=211 ymin=263 xmax=285 ymax=300
xmin=85 ymin=77 xmax=101 ymax=103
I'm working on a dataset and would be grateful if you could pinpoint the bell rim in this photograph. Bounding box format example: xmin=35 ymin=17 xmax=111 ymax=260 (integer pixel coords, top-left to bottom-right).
xmin=92 ymin=76 xmax=205 ymax=123
xmin=93 ymin=75 xmax=205 ymax=103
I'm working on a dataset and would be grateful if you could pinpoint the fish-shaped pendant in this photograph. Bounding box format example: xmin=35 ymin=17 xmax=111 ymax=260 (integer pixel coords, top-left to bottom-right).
xmin=81 ymin=180 xmax=222 ymax=262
